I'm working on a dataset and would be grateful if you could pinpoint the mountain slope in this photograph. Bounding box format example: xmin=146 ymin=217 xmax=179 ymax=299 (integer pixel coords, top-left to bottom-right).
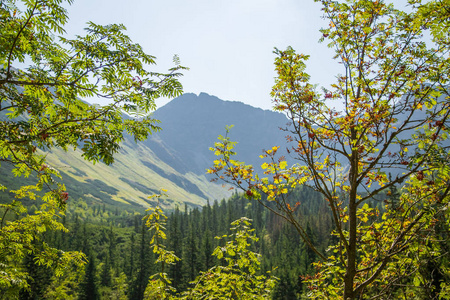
xmin=1 ymin=93 xmax=290 ymax=210
xmin=148 ymin=92 xmax=290 ymax=175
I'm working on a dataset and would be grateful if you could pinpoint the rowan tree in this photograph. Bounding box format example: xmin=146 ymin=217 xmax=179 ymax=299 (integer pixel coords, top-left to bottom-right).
xmin=209 ymin=0 xmax=450 ymax=298
xmin=0 ymin=0 xmax=184 ymax=296
xmin=142 ymin=191 xmax=276 ymax=300
xmin=143 ymin=190 xmax=180 ymax=300
xmin=181 ymin=217 xmax=276 ymax=300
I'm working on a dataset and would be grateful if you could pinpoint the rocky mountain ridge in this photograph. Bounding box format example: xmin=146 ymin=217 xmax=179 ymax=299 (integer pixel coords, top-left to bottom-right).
xmin=1 ymin=93 xmax=291 ymax=211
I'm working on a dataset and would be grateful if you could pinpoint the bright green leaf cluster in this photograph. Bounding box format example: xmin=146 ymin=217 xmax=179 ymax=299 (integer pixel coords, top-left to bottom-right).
xmin=182 ymin=217 xmax=277 ymax=300
xmin=209 ymin=0 xmax=450 ymax=298
xmin=0 ymin=0 xmax=185 ymax=295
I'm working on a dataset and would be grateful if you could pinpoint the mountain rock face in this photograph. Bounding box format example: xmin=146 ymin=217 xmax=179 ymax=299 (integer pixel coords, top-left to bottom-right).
xmin=148 ymin=93 xmax=290 ymax=175
xmin=1 ymin=93 xmax=290 ymax=210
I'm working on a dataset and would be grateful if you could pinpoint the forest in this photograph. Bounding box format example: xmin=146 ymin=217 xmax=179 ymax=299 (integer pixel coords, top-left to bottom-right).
xmin=1 ymin=0 xmax=450 ymax=299
xmin=22 ymin=188 xmax=330 ymax=299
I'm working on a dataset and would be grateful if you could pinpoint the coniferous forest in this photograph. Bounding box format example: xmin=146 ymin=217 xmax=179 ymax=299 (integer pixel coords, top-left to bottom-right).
xmin=33 ymin=188 xmax=332 ymax=299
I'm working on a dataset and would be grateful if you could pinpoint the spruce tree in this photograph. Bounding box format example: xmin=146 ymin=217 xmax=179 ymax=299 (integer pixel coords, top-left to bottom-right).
xmin=79 ymin=253 xmax=100 ymax=300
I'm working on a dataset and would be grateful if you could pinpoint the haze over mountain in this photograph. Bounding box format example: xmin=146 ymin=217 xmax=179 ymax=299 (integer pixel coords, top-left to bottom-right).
xmin=147 ymin=93 xmax=290 ymax=175
xmin=1 ymin=93 xmax=291 ymax=211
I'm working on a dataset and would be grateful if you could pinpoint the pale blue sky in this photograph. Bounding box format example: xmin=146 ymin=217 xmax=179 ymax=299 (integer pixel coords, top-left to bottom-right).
xmin=63 ymin=0 xmax=340 ymax=110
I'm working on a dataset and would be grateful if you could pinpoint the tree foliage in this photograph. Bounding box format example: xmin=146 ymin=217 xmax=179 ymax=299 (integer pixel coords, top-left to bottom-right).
xmin=182 ymin=217 xmax=276 ymax=300
xmin=0 ymin=0 xmax=184 ymax=296
xmin=209 ymin=0 xmax=450 ymax=298
xmin=143 ymin=191 xmax=276 ymax=299
xmin=143 ymin=190 xmax=180 ymax=300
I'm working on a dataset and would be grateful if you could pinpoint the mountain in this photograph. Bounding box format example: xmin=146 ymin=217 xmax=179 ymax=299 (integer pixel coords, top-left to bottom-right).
xmin=147 ymin=93 xmax=290 ymax=175
xmin=1 ymin=93 xmax=290 ymax=211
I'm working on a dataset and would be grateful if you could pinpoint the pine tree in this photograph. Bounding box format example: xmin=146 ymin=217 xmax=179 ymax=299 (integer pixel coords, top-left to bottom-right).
xmin=19 ymin=252 xmax=53 ymax=299
xmin=181 ymin=220 xmax=199 ymax=284
xmin=129 ymin=222 xmax=152 ymax=300
xmin=272 ymin=273 xmax=296 ymax=300
xmin=202 ymin=229 xmax=214 ymax=271
xmin=168 ymin=208 xmax=183 ymax=290
xmin=79 ymin=253 xmax=100 ymax=300
xmin=101 ymin=254 xmax=112 ymax=287
xmin=126 ymin=232 xmax=136 ymax=279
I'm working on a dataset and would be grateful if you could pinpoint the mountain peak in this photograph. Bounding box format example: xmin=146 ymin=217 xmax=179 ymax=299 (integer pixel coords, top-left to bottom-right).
xmin=159 ymin=92 xmax=275 ymax=115
xmin=149 ymin=93 xmax=290 ymax=175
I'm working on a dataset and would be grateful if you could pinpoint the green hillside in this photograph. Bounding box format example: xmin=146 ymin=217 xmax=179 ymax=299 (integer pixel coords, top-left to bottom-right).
xmin=35 ymin=138 xmax=229 ymax=210
xmin=1 ymin=93 xmax=291 ymax=211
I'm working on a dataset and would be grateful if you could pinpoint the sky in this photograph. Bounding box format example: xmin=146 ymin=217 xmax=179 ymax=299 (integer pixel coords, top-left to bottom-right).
xmin=63 ymin=0 xmax=341 ymax=110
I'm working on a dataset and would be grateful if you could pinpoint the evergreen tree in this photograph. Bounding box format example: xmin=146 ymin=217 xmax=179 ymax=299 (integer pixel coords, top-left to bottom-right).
xmin=168 ymin=208 xmax=183 ymax=290
xmin=303 ymin=222 xmax=316 ymax=271
xmin=201 ymin=229 xmax=214 ymax=271
xmin=79 ymin=253 xmax=100 ymax=300
xmin=129 ymin=222 xmax=152 ymax=300
xmin=19 ymin=252 xmax=53 ymax=300
xmin=125 ymin=232 xmax=136 ymax=280
xmin=272 ymin=273 xmax=296 ymax=300
xmin=181 ymin=220 xmax=199 ymax=284
xmin=101 ymin=254 xmax=113 ymax=287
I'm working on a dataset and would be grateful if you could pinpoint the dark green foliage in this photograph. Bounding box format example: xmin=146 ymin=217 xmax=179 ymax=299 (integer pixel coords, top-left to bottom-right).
xmin=19 ymin=252 xmax=53 ymax=300
xmin=180 ymin=212 xmax=201 ymax=285
xmin=40 ymin=184 xmax=448 ymax=299
xmin=272 ymin=274 xmax=296 ymax=300
xmin=79 ymin=253 xmax=100 ymax=300
xmin=101 ymin=255 xmax=113 ymax=287
xmin=125 ymin=232 xmax=137 ymax=280
xmin=182 ymin=217 xmax=277 ymax=299
xmin=162 ymin=188 xmax=332 ymax=298
xmin=35 ymin=186 xmax=333 ymax=299
xmin=128 ymin=222 xmax=154 ymax=300
xmin=168 ymin=208 xmax=183 ymax=290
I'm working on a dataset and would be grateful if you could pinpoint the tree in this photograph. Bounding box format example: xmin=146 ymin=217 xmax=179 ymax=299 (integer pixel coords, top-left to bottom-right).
xmin=181 ymin=217 xmax=276 ymax=300
xmin=143 ymin=190 xmax=180 ymax=300
xmin=167 ymin=207 xmax=184 ymax=290
xmin=42 ymin=260 xmax=84 ymax=300
xmin=129 ymin=220 xmax=153 ymax=300
xmin=19 ymin=250 xmax=52 ymax=300
xmin=110 ymin=272 xmax=128 ymax=300
xmin=0 ymin=0 xmax=184 ymax=295
xmin=209 ymin=0 xmax=450 ymax=298
xmin=141 ymin=192 xmax=277 ymax=299
xmin=78 ymin=252 xmax=100 ymax=300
